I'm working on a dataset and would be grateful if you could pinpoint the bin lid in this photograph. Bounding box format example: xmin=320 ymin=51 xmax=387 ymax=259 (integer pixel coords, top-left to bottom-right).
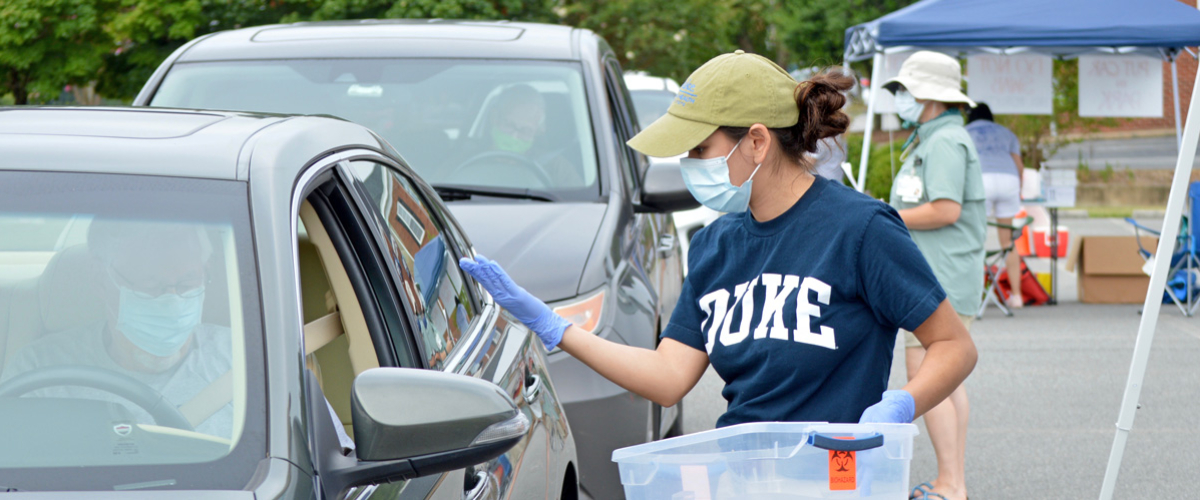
xmin=611 ymin=421 xmax=918 ymax=463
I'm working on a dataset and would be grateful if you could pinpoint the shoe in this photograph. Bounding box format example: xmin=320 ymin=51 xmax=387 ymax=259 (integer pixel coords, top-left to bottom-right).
xmin=1006 ymin=295 xmax=1024 ymax=309
xmin=910 ymin=482 xmax=933 ymax=499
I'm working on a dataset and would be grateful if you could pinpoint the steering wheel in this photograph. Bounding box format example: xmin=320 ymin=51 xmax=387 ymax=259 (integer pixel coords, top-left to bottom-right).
xmin=447 ymin=150 xmax=554 ymax=189
xmin=0 ymin=365 xmax=193 ymax=431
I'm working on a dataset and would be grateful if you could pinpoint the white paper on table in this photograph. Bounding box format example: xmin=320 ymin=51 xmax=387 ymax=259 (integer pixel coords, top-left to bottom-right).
xmin=1143 ymin=255 xmax=1156 ymax=277
xmin=967 ymin=54 xmax=1053 ymax=115
xmin=1078 ymin=55 xmax=1163 ymax=118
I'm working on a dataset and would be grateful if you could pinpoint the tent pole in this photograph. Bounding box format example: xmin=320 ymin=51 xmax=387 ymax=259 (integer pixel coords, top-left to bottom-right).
xmin=1098 ymin=48 xmax=1200 ymax=500
xmin=857 ymin=52 xmax=883 ymax=193
xmin=1172 ymin=58 xmax=1183 ymax=150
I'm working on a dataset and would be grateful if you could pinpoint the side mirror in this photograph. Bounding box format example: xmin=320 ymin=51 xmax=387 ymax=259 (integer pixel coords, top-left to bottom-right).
xmin=637 ymin=159 xmax=700 ymax=213
xmin=322 ymin=368 xmax=528 ymax=496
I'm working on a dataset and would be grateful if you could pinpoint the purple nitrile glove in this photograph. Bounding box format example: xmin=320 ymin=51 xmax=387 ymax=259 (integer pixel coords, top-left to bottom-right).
xmin=459 ymin=255 xmax=571 ymax=351
xmin=858 ymin=390 xmax=915 ymax=424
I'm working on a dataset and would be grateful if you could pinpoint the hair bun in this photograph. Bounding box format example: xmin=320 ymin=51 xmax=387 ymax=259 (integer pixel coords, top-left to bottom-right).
xmin=794 ymin=70 xmax=854 ymax=154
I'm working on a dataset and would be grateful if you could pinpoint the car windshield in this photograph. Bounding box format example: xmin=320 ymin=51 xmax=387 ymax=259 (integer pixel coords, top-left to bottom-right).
xmin=0 ymin=171 xmax=264 ymax=491
xmin=630 ymin=90 xmax=676 ymax=127
xmin=151 ymin=59 xmax=601 ymax=200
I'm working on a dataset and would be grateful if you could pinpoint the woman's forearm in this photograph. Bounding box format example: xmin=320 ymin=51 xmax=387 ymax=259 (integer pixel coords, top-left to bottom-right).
xmin=557 ymin=325 xmax=709 ymax=407
xmin=899 ymin=199 xmax=962 ymax=230
xmin=903 ymin=301 xmax=978 ymax=417
xmin=905 ymin=336 xmax=977 ymax=417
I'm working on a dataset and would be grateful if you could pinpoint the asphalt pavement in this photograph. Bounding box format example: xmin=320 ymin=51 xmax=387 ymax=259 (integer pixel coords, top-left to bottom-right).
xmin=678 ymin=216 xmax=1199 ymax=498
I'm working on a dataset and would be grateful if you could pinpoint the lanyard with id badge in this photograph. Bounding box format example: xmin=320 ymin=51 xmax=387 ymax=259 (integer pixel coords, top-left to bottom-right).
xmin=895 ymin=139 xmax=925 ymax=204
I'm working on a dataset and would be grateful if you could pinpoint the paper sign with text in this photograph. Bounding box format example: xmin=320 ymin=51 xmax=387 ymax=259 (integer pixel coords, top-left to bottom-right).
xmin=1078 ymin=55 xmax=1163 ymax=118
xmin=967 ymin=54 xmax=1053 ymax=114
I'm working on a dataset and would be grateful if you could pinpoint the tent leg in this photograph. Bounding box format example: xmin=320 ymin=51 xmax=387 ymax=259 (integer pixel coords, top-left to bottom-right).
xmin=857 ymin=53 xmax=883 ymax=193
xmin=1098 ymin=51 xmax=1200 ymax=500
xmin=1172 ymin=58 xmax=1183 ymax=150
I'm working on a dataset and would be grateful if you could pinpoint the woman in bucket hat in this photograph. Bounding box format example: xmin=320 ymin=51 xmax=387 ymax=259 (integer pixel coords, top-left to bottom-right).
xmin=459 ymin=51 xmax=976 ymax=434
xmin=885 ymin=50 xmax=987 ymax=500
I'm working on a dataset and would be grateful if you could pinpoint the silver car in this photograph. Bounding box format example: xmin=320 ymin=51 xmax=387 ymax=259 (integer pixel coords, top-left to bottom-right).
xmin=134 ymin=20 xmax=698 ymax=499
xmin=0 ymin=107 xmax=577 ymax=498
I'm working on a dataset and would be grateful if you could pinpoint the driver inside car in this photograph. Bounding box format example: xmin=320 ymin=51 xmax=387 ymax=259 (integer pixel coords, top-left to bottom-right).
xmin=463 ymin=84 xmax=583 ymax=187
xmin=0 ymin=218 xmax=353 ymax=450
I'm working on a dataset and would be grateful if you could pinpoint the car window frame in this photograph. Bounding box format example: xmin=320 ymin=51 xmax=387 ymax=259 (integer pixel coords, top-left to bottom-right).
xmin=334 ymin=155 xmax=499 ymax=375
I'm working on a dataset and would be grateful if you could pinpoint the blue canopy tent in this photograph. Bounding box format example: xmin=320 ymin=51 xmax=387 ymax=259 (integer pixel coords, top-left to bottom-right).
xmin=845 ymin=0 xmax=1200 ymax=192
xmin=844 ymin=1 xmax=1200 ymax=498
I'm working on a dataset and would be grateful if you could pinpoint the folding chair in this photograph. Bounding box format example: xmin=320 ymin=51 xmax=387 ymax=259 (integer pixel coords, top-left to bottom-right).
xmin=1125 ymin=181 xmax=1200 ymax=317
xmin=978 ymin=216 xmax=1034 ymax=319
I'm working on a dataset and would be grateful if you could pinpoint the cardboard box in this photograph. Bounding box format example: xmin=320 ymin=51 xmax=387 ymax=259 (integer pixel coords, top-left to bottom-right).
xmin=1066 ymin=236 xmax=1158 ymax=304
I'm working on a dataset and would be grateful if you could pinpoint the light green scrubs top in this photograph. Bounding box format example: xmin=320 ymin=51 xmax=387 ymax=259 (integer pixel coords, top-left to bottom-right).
xmin=889 ymin=111 xmax=987 ymax=316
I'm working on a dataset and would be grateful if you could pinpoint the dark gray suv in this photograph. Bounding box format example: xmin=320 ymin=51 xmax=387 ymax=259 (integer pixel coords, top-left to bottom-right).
xmin=135 ymin=20 xmax=698 ymax=499
xmin=0 ymin=107 xmax=576 ymax=498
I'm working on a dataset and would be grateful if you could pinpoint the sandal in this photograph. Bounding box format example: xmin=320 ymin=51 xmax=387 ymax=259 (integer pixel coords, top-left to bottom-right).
xmin=910 ymin=482 xmax=933 ymax=499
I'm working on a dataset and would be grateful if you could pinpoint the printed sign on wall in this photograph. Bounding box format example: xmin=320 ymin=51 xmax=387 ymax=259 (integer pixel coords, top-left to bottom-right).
xmin=872 ymin=52 xmax=912 ymax=114
xmin=967 ymin=54 xmax=1053 ymax=115
xmin=1078 ymin=55 xmax=1163 ymax=117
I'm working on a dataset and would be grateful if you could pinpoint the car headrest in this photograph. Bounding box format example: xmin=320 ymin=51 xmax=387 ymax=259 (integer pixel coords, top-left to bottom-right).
xmin=36 ymin=244 xmax=107 ymax=334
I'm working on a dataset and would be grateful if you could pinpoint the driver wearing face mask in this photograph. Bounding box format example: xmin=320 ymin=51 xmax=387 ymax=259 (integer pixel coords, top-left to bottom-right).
xmin=455 ymin=84 xmax=582 ymax=188
xmin=0 ymin=219 xmax=354 ymax=450
xmin=0 ymin=219 xmax=234 ymax=437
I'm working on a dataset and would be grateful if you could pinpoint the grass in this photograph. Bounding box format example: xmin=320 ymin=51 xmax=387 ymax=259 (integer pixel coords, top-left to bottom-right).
xmin=1083 ymin=206 xmax=1164 ymax=218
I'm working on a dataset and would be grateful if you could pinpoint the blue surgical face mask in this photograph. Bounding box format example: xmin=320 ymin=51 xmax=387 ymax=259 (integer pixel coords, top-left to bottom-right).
xmin=679 ymin=139 xmax=762 ymax=213
xmin=115 ymin=285 xmax=205 ymax=357
xmin=893 ymin=89 xmax=925 ymax=125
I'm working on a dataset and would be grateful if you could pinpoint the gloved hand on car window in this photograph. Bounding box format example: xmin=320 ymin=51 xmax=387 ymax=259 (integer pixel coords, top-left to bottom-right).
xmin=459 ymin=255 xmax=571 ymax=351
xmin=858 ymin=390 xmax=915 ymax=424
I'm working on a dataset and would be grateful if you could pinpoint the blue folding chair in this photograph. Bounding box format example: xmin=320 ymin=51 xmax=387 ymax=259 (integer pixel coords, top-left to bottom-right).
xmin=1125 ymin=181 xmax=1200 ymax=317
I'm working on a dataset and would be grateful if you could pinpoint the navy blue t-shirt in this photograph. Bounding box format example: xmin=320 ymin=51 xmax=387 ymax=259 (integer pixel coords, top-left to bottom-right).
xmin=663 ymin=177 xmax=946 ymax=427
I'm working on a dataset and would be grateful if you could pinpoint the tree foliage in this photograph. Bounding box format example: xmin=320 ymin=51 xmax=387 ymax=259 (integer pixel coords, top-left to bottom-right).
xmin=0 ymin=0 xmax=115 ymax=104
xmin=5 ymin=0 xmax=922 ymax=103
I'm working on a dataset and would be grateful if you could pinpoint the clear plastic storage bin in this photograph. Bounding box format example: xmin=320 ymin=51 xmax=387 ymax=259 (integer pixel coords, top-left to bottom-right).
xmin=612 ymin=422 xmax=918 ymax=499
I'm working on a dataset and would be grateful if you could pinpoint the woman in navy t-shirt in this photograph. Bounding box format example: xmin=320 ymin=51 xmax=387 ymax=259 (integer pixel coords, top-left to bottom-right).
xmin=460 ymin=51 xmax=977 ymax=428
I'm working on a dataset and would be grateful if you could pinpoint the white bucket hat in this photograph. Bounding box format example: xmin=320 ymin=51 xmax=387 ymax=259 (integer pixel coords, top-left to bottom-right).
xmin=884 ymin=51 xmax=976 ymax=107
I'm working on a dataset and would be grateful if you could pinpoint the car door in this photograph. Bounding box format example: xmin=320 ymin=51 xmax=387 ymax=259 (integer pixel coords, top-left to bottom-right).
xmin=602 ymin=58 xmax=685 ymax=439
xmin=339 ymin=158 xmax=569 ymax=500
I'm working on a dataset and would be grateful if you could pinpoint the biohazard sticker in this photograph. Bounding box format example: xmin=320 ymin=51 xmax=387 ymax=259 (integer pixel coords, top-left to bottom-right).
xmin=828 ymin=439 xmax=857 ymax=491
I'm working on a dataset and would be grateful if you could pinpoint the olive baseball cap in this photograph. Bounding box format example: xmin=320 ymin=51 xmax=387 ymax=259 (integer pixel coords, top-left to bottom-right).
xmin=627 ymin=50 xmax=799 ymax=158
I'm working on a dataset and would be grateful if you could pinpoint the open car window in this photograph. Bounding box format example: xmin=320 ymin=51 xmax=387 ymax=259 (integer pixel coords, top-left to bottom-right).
xmin=0 ymin=172 xmax=264 ymax=491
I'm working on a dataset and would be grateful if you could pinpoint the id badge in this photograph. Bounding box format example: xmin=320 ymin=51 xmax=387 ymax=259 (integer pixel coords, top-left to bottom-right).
xmin=896 ymin=174 xmax=923 ymax=203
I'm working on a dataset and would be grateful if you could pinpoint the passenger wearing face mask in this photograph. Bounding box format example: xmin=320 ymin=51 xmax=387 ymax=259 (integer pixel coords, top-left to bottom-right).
xmin=0 ymin=219 xmax=356 ymax=450
xmin=885 ymin=51 xmax=986 ymax=500
xmin=458 ymin=51 xmax=976 ymax=433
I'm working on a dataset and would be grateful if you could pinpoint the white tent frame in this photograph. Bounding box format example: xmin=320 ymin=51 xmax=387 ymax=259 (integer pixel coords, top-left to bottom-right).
xmin=846 ymin=43 xmax=1196 ymax=500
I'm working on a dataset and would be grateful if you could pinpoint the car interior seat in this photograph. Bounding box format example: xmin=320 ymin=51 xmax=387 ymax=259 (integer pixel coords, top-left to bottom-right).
xmin=297 ymin=200 xmax=382 ymax=442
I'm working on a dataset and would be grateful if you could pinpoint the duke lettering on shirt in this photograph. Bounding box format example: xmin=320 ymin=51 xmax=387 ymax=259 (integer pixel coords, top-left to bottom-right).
xmin=699 ymin=273 xmax=836 ymax=354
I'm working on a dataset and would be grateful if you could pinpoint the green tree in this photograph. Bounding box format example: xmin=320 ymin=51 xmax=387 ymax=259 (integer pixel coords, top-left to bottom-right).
xmin=775 ymin=0 xmax=917 ymax=70
xmin=0 ymin=0 xmax=115 ymax=104
xmin=97 ymin=0 xmax=564 ymax=101
xmin=562 ymin=0 xmax=738 ymax=83
xmin=97 ymin=0 xmax=312 ymax=101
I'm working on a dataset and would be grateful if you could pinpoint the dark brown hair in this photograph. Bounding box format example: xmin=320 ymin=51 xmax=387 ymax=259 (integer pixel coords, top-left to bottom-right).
xmin=719 ymin=69 xmax=854 ymax=169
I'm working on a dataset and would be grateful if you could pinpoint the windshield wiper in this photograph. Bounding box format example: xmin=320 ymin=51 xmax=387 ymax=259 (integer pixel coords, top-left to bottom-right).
xmin=0 ymin=486 xmax=20 ymax=492
xmin=432 ymin=184 xmax=557 ymax=203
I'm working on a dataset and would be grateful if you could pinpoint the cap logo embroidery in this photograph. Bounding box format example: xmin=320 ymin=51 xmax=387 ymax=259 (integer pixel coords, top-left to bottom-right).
xmin=675 ymin=82 xmax=698 ymax=107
